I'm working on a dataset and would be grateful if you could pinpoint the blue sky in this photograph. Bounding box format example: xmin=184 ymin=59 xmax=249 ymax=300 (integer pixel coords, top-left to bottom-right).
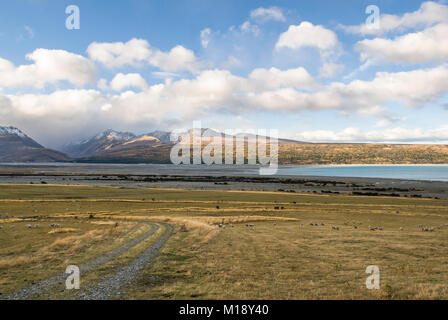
xmin=1 ymin=0 xmax=448 ymax=147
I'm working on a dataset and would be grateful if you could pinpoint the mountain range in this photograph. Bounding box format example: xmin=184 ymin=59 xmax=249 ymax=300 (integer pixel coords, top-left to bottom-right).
xmin=2 ymin=126 xmax=448 ymax=165
xmin=0 ymin=126 xmax=302 ymax=163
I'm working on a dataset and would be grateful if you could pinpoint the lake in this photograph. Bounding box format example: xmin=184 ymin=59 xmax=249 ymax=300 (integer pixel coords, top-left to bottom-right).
xmin=1 ymin=163 xmax=448 ymax=181
xmin=277 ymin=165 xmax=448 ymax=181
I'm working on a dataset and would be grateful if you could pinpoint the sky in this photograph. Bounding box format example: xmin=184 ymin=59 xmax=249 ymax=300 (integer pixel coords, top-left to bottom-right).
xmin=1 ymin=0 xmax=448 ymax=147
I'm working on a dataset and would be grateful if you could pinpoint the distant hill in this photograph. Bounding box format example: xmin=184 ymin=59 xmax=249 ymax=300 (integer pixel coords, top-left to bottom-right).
xmin=61 ymin=129 xmax=137 ymax=158
xmin=78 ymin=134 xmax=172 ymax=163
xmin=279 ymin=143 xmax=448 ymax=165
xmin=0 ymin=126 xmax=71 ymax=162
xmin=73 ymin=129 xmax=307 ymax=164
xmin=2 ymin=126 xmax=446 ymax=165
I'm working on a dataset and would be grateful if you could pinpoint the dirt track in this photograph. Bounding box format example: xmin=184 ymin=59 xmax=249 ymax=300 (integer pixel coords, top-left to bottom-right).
xmin=5 ymin=222 xmax=173 ymax=300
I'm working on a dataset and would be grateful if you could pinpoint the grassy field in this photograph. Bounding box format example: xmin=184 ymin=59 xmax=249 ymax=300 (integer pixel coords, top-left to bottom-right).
xmin=279 ymin=143 xmax=448 ymax=164
xmin=0 ymin=184 xmax=448 ymax=299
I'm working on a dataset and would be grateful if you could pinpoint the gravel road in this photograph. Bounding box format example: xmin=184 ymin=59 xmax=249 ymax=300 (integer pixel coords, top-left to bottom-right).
xmin=77 ymin=222 xmax=173 ymax=300
xmin=5 ymin=222 xmax=159 ymax=300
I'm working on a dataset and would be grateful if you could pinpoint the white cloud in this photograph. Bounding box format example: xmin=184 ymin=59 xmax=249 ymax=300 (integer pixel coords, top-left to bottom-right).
xmin=328 ymin=65 xmax=448 ymax=110
xmin=97 ymin=78 xmax=109 ymax=90
xmin=250 ymin=7 xmax=286 ymax=22
xmin=109 ymin=73 xmax=148 ymax=91
xmin=294 ymin=126 xmax=448 ymax=142
xmin=319 ymin=62 xmax=345 ymax=78
xmin=101 ymin=103 xmax=112 ymax=112
xmin=222 ymin=56 xmax=243 ymax=69
xmin=3 ymin=62 xmax=448 ymax=146
xmin=87 ymin=38 xmax=151 ymax=68
xmin=374 ymin=117 xmax=402 ymax=128
xmin=245 ymin=65 xmax=448 ymax=112
xmin=200 ymin=28 xmax=211 ymax=48
xmin=276 ymin=22 xmax=339 ymax=51
xmin=240 ymin=21 xmax=260 ymax=36
xmin=0 ymin=49 xmax=94 ymax=89
xmin=149 ymin=45 xmax=202 ymax=73
xmin=341 ymin=1 xmax=448 ymax=35
xmin=355 ymin=23 xmax=448 ymax=64
xmin=87 ymin=38 xmax=202 ymax=73
xmin=248 ymin=67 xmax=317 ymax=91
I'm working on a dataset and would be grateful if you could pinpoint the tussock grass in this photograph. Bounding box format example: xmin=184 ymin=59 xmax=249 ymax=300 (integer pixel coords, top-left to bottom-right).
xmin=1 ymin=185 xmax=448 ymax=299
xmin=47 ymin=228 xmax=78 ymax=234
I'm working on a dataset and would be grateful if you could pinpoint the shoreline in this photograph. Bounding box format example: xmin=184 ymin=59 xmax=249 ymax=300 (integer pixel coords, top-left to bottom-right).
xmin=1 ymin=163 xmax=448 ymax=182
xmin=0 ymin=164 xmax=447 ymax=200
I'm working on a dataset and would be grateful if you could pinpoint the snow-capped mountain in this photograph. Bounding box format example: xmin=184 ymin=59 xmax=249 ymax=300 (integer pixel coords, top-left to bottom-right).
xmin=0 ymin=126 xmax=71 ymax=162
xmin=0 ymin=126 xmax=43 ymax=149
xmin=61 ymin=129 xmax=137 ymax=157
xmin=145 ymin=130 xmax=172 ymax=144
xmin=93 ymin=129 xmax=136 ymax=142
xmin=0 ymin=126 xmax=28 ymax=138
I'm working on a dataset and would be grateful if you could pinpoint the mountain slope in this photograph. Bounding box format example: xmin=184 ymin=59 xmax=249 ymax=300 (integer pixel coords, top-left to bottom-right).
xmin=146 ymin=130 xmax=173 ymax=144
xmin=78 ymin=134 xmax=171 ymax=163
xmin=0 ymin=126 xmax=71 ymax=162
xmin=77 ymin=128 xmax=308 ymax=164
xmin=62 ymin=129 xmax=137 ymax=157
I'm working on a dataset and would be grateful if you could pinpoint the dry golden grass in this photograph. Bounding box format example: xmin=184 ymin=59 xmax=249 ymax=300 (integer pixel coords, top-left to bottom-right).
xmin=279 ymin=143 xmax=448 ymax=164
xmin=0 ymin=256 xmax=37 ymax=269
xmin=1 ymin=184 xmax=447 ymax=299
xmin=47 ymin=228 xmax=78 ymax=234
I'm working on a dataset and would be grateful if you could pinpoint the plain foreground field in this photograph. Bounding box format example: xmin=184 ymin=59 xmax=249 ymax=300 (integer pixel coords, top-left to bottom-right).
xmin=0 ymin=184 xmax=448 ymax=299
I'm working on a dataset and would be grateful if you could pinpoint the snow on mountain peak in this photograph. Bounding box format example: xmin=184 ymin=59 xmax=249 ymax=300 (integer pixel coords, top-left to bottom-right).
xmin=95 ymin=129 xmax=135 ymax=141
xmin=0 ymin=126 xmax=27 ymax=138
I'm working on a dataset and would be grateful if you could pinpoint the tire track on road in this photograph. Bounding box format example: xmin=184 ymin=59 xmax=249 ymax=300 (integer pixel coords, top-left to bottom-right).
xmin=77 ymin=222 xmax=173 ymax=300
xmin=6 ymin=222 xmax=158 ymax=300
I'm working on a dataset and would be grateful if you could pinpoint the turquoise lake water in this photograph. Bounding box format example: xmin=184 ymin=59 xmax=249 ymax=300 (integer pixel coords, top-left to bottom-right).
xmin=277 ymin=165 xmax=448 ymax=181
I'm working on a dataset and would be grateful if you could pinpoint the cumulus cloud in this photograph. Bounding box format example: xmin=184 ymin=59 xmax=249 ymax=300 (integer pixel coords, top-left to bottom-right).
xmin=87 ymin=38 xmax=201 ymax=73
xmin=0 ymin=49 xmax=94 ymax=89
xmin=341 ymin=1 xmax=448 ymax=35
xmin=244 ymin=65 xmax=448 ymax=112
xmin=0 ymin=88 xmax=181 ymax=147
xmin=97 ymin=78 xmax=109 ymax=90
xmin=327 ymin=65 xmax=448 ymax=110
xmin=221 ymin=56 xmax=243 ymax=69
xmin=149 ymin=45 xmax=202 ymax=73
xmin=3 ymin=38 xmax=448 ymax=146
xmin=248 ymin=67 xmax=318 ymax=91
xmin=5 ymin=64 xmax=447 ymax=144
xmin=294 ymin=126 xmax=448 ymax=143
xmin=319 ymin=62 xmax=345 ymax=78
xmin=275 ymin=22 xmax=339 ymax=51
xmin=87 ymin=38 xmax=151 ymax=68
xmin=355 ymin=23 xmax=448 ymax=64
xmin=250 ymin=7 xmax=286 ymax=22
xmin=109 ymin=73 xmax=148 ymax=91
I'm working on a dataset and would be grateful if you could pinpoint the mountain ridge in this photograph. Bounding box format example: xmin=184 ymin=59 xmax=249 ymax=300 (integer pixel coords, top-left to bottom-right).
xmin=3 ymin=126 xmax=445 ymax=165
xmin=0 ymin=126 xmax=71 ymax=162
